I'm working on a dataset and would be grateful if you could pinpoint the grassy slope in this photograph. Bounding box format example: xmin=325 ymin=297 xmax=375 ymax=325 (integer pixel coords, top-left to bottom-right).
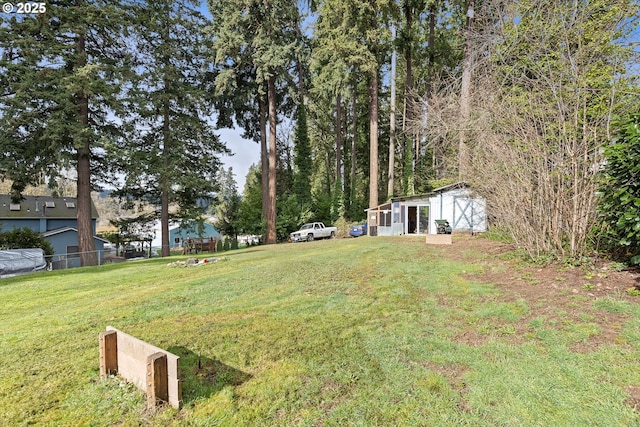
xmin=0 ymin=237 xmax=638 ymax=426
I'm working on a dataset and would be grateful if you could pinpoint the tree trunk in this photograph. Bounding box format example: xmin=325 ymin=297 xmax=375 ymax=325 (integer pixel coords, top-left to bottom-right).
xmin=459 ymin=0 xmax=474 ymax=179
xmin=266 ymin=75 xmax=277 ymax=244
xmin=350 ymin=84 xmax=357 ymax=217
xmin=75 ymin=32 xmax=97 ymax=267
xmin=336 ymin=94 xmax=343 ymax=190
xmin=160 ymin=98 xmax=171 ymax=257
xmin=369 ymin=70 xmax=379 ymax=209
xmin=427 ymin=2 xmax=437 ymax=179
xmin=427 ymin=2 xmax=437 ymax=99
xmin=160 ymin=16 xmax=171 ymax=258
xmin=404 ymin=1 xmax=415 ymax=195
xmin=260 ymin=94 xmax=268 ymax=224
xmin=388 ymin=25 xmax=397 ymax=200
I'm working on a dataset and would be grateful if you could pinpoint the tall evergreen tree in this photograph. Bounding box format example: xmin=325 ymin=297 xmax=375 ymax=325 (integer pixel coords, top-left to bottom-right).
xmin=213 ymin=167 xmax=241 ymax=239
xmin=113 ymin=0 xmax=228 ymax=257
xmin=0 ymin=1 xmax=130 ymax=266
xmin=293 ymin=103 xmax=312 ymax=206
xmin=311 ymin=0 xmax=392 ymax=211
xmin=237 ymin=164 xmax=264 ymax=237
xmin=208 ymin=0 xmax=302 ymax=244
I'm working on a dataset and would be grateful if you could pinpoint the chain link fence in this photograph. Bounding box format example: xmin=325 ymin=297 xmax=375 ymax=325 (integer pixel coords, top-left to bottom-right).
xmin=45 ymin=249 xmax=116 ymax=270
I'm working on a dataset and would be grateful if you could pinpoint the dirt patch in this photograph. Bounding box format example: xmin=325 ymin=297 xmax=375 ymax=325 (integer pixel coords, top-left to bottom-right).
xmin=431 ymin=235 xmax=640 ymax=352
xmin=423 ymin=236 xmax=640 ymax=413
xmin=628 ymin=386 xmax=640 ymax=411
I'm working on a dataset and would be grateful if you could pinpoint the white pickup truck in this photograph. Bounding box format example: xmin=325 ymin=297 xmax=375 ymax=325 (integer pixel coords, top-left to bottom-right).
xmin=290 ymin=222 xmax=337 ymax=242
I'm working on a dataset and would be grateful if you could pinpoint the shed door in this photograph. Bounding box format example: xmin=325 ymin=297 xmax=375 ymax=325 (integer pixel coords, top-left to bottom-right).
xmin=418 ymin=206 xmax=430 ymax=234
xmin=368 ymin=211 xmax=378 ymax=236
xmin=454 ymin=197 xmax=474 ymax=230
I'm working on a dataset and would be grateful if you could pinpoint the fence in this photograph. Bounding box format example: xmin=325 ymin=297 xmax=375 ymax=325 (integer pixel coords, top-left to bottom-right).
xmin=46 ymin=249 xmax=114 ymax=270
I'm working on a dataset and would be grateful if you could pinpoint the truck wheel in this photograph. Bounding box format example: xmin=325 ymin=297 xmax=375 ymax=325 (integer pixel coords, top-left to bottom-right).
xmin=307 ymin=234 xmax=314 ymax=242
xmin=330 ymin=231 xmax=335 ymax=239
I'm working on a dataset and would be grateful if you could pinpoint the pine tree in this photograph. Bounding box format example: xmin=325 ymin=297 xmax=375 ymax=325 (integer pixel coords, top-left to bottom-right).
xmin=213 ymin=167 xmax=241 ymax=240
xmin=0 ymin=1 xmax=130 ymax=266
xmin=208 ymin=0 xmax=302 ymax=244
xmin=293 ymin=103 xmax=312 ymax=206
xmin=237 ymin=165 xmax=265 ymax=237
xmin=112 ymin=0 xmax=228 ymax=257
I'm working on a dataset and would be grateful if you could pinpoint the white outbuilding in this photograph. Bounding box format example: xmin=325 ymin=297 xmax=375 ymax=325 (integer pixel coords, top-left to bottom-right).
xmin=365 ymin=182 xmax=487 ymax=236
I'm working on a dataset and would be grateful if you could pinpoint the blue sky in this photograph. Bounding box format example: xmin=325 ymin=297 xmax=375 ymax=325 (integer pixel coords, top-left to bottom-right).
xmin=217 ymin=128 xmax=260 ymax=192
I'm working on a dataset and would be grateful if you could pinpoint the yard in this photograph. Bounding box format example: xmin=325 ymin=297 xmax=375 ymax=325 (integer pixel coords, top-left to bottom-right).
xmin=0 ymin=236 xmax=639 ymax=426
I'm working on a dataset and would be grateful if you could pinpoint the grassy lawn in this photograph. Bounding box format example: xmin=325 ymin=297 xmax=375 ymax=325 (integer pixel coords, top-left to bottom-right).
xmin=1 ymin=236 xmax=639 ymax=426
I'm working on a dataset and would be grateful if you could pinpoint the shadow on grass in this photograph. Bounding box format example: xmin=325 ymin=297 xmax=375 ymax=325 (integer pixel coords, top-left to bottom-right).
xmin=168 ymin=346 xmax=252 ymax=405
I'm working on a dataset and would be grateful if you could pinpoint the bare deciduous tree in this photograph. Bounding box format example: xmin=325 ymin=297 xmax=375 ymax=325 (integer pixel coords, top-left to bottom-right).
xmin=409 ymin=0 xmax=638 ymax=260
xmin=468 ymin=0 xmax=637 ymax=259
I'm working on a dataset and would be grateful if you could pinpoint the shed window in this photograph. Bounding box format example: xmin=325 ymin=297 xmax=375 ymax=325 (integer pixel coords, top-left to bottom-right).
xmin=379 ymin=211 xmax=392 ymax=227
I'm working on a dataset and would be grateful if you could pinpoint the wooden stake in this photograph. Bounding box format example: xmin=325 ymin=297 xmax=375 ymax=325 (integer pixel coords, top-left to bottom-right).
xmin=146 ymin=352 xmax=168 ymax=410
xmin=99 ymin=330 xmax=118 ymax=378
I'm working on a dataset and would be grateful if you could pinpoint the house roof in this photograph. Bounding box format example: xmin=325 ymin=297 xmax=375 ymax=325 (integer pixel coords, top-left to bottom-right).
xmin=42 ymin=226 xmax=110 ymax=243
xmin=0 ymin=195 xmax=98 ymax=219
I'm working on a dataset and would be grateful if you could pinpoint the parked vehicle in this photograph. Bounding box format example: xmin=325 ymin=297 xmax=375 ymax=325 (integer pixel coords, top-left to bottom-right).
xmin=349 ymin=222 xmax=368 ymax=238
xmin=290 ymin=222 xmax=337 ymax=242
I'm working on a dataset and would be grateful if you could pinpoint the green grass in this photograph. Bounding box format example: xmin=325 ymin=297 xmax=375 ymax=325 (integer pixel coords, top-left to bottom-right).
xmin=1 ymin=237 xmax=639 ymax=426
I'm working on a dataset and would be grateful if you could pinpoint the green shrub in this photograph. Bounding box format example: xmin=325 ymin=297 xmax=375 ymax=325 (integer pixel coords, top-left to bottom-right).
xmin=0 ymin=227 xmax=54 ymax=255
xmin=599 ymin=114 xmax=640 ymax=263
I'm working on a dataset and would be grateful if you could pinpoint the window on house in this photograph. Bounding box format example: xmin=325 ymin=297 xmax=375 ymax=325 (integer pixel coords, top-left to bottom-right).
xmin=67 ymin=245 xmax=80 ymax=258
xmin=66 ymin=202 xmax=75 ymax=208
xmin=45 ymin=201 xmax=55 ymax=208
xmin=9 ymin=204 xmax=20 ymax=211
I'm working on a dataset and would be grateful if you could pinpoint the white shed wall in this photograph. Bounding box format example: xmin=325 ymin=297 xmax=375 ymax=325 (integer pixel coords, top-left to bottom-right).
xmin=429 ymin=188 xmax=487 ymax=234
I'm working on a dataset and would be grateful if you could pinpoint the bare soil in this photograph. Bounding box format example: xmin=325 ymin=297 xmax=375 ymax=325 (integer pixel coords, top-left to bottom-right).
xmin=430 ymin=234 xmax=640 ymax=410
xmin=436 ymin=235 xmax=640 ymax=345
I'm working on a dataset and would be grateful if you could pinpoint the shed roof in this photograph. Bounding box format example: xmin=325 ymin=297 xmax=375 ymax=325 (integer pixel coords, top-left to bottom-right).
xmin=390 ymin=181 xmax=469 ymax=203
xmin=0 ymin=195 xmax=98 ymax=219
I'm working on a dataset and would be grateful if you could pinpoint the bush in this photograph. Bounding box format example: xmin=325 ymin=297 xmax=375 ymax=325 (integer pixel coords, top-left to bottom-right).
xmin=599 ymin=114 xmax=640 ymax=263
xmin=0 ymin=227 xmax=54 ymax=255
xmin=333 ymin=217 xmax=354 ymax=239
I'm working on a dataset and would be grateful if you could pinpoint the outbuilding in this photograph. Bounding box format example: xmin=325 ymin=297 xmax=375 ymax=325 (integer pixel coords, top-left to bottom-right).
xmin=365 ymin=182 xmax=487 ymax=236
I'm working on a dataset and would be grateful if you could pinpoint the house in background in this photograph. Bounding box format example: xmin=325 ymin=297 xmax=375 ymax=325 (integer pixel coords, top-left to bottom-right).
xmin=0 ymin=195 xmax=109 ymax=268
xmin=168 ymin=222 xmax=221 ymax=249
xmin=365 ymin=182 xmax=487 ymax=236
xmin=148 ymin=220 xmax=222 ymax=251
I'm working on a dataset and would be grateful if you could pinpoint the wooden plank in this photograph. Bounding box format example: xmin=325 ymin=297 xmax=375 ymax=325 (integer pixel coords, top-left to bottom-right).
xmin=146 ymin=352 xmax=168 ymax=410
xmin=105 ymin=326 xmax=182 ymax=409
xmin=99 ymin=330 xmax=118 ymax=378
xmin=425 ymin=234 xmax=452 ymax=245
